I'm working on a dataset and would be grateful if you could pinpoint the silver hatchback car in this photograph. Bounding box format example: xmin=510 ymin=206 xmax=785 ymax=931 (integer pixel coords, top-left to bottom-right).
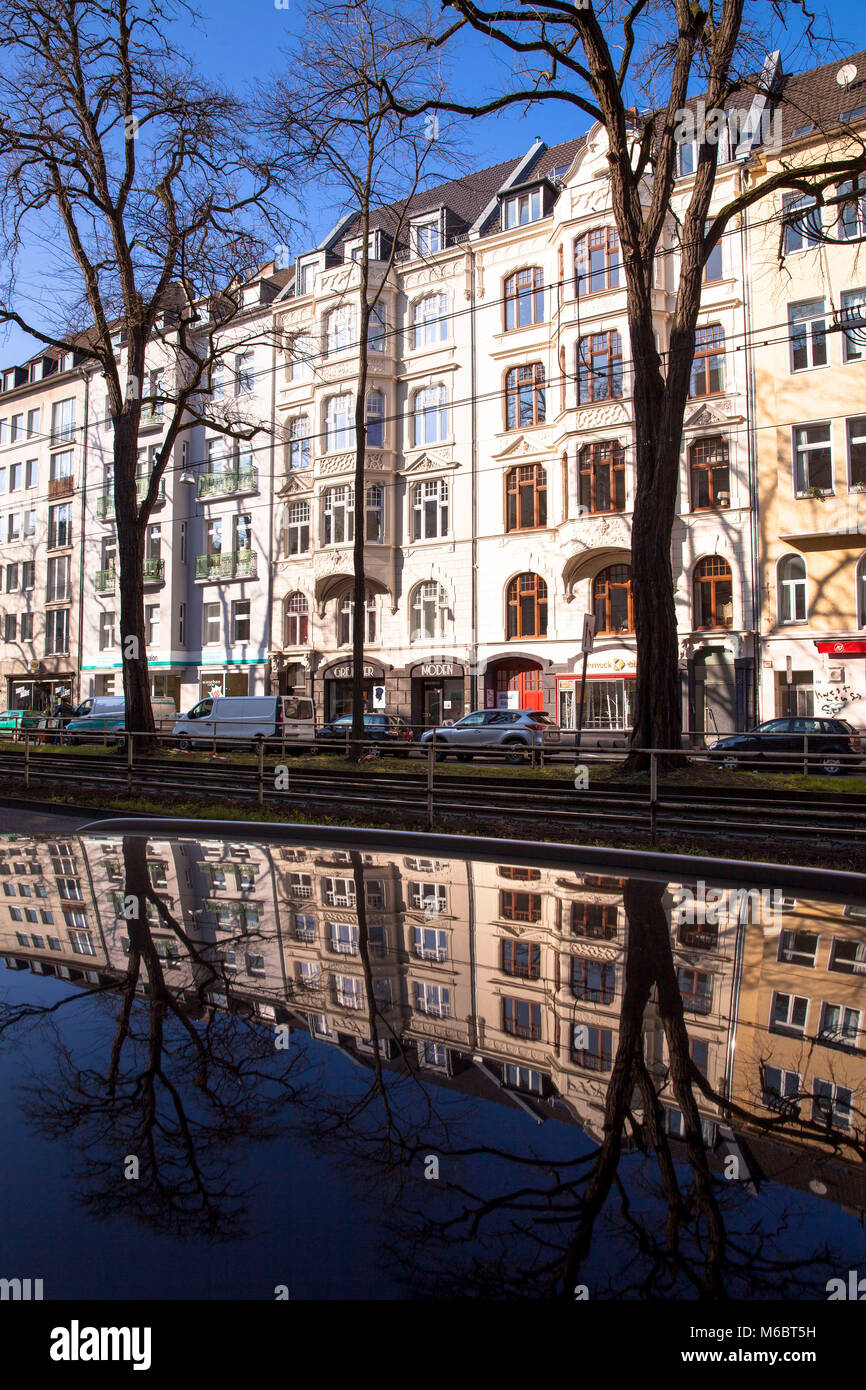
xmin=419 ymin=708 xmax=562 ymax=764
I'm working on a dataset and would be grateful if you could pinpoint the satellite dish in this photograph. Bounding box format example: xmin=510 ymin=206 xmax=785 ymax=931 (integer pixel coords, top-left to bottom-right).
xmin=837 ymin=63 xmax=858 ymax=87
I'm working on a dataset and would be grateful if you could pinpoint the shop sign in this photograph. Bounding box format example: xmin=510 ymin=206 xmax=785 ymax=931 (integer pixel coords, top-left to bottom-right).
xmin=330 ymin=663 xmax=378 ymax=679
xmin=815 ymin=641 xmax=866 ymax=655
xmin=412 ymin=661 xmax=463 ymax=678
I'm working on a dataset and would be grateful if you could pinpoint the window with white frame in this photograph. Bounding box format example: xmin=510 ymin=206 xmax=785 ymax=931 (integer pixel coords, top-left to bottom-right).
xmin=829 ymin=937 xmax=866 ymax=974
xmin=412 ymin=478 xmax=449 ymax=539
xmin=211 ymin=362 xmax=226 ymax=399
xmin=818 ymin=1001 xmax=860 ymax=1046
xmin=145 ymin=604 xmax=160 ymax=646
xmin=325 ymin=305 xmax=355 ymax=356
xmin=289 ymin=416 xmax=311 ymax=470
xmin=288 ymin=333 xmax=315 ymax=381
xmin=770 ymin=990 xmax=809 ymax=1036
xmin=231 ymin=599 xmax=251 ymax=643
xmin=413 ymin=385 xmax=447 ymax=445
xmin=812 ymin=1078 xmax=853 ymax=1130
xmin=203 ymin=602 xmax=220 ymax=645
xmin=761 ymin=1065 xmax=800 ymax=1111
xmin=45 ymin=608 xmax=70 ymax=655
xmin=410 ymin=582 xmax=450 ymax=642
xmin=365 ymin=391 xmax=385 ymax=447
xmin=329 ymin=921 xmax=358 ymax=955
xmin=413 ymin=926 xmax=447 ymax=960
xmin=325 ymin=395 xmax=354 ymax=452
xmin=841 ymin=289 xmax=866 ymax=362
xmin=297 ymin=262 xmax=317 ymax=296
xmin=789 ymin=299 xmax=827 ymax=370
xmin=338 ymin=590 xmax=376 ymax=645
xmin=415 ymin=981 xmax=451 ymax=1016
xmin=50 ymin=398 xmax=75 ymax=444
xmin=413 ymin=219 xmax=441 ymax=256
xmin=99 ymin=611 xmax=116 ymax=650
xmin=364 ymin=484 xmax=383 ymax=541
xmin=777 ymin=555 xmax=807 ymax=623
xmin=837 ymin=175 xmax=866 ymax=240
xmin=782 ymin=193 xmax=821 ymax=253
xmin=849 ymin=417 xmax=866 ymax=488
xmin=502 ymin=187 xmax=543 ymax=229
xmin=235 ymin=352 xmax=254 ymax=395
xmin=411 ymin=881 xmax=446 ymax=912
xmin=285 ymin=502 xmax=310 ymax=556
xmin=411 ymin=295 xmax=448 ymax=349
xmin=323 ymin=485 xmax=354 ymax=544
xmin=335 ymin=974 xmax=363 ymax=1009
xmin=793 ymin=422 xmax=832 ymax=493
xmin=857 ymin=554 xmax=866 ymax=627
xmin=368 ymin=304 xmax=386 ymax=353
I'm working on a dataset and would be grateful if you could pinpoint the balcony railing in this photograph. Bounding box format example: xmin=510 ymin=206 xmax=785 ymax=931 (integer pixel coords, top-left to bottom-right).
xmin=48 ymin=476 xmax=74 ymax=499
xmin=143 ymin=557 xmax=165 ymax=583
xmin=195 ymin=549 xmax=257 ymax=581
xmin=95 ymin=568 xmax=116 ymax=593
xmin=197 ymin=466 xmax=258 ymax=499
xmin=96 ymin=478 xmax=165 ymax=519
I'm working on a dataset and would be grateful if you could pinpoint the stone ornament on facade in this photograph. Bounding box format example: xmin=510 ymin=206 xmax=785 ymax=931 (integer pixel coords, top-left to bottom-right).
xmin=574 ymin=402 xmax=630 ymax=430
xmin=568 ymin=943 xmax=620 ymax=962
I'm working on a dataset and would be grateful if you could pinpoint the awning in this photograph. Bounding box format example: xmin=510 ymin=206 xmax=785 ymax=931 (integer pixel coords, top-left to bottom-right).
xmin=814 ymin=640 xmax=866 ymax=654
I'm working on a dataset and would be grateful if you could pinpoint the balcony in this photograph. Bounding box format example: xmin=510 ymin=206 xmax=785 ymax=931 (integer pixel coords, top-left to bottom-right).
xmin=48 ymin=476 xmax=74 ymax=500
xmin=95 ymin=568 xmax=116 ymax=593
xmin=96 ymin=478 xmax=165 ymax=519
xmin=143 ymin=557 xmax=165 ymax=584
xmin=197 ymin=466 xmax=258 ymax=500
xmin=195 ymin=549 xmax=257 ymax=581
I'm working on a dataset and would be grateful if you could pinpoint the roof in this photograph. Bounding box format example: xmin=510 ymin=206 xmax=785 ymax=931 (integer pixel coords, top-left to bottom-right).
xmin=773 ymin=48 xmax=866 ymax=143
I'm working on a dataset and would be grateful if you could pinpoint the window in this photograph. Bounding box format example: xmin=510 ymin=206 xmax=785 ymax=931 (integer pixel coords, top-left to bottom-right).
xmin=411 ymin=478 xmax=448 ymax=539
xmin=789 ymin=299 xmax=827 ymax=371
xmin=502 ymin=187 xmax=543 ymax=229
xmin=411 ymin=295 xmax=448 ymax=348
xmin=365 ymin=391 xmax=385 ymax=447
xmin=830 ymin=937 xmax=866 ymax=974
xmin=770 ymin=990 xmax=808 ymax=1036
xmin=368 ymin=304 xmax=386 ymax=353
xmin=782 ymin=193 xmax=821 ymax=253
xmin=837 ymin=175 xmax=866 ymax=241
xmin=819 ymin=1002 xmax=860 ymax=1047
xmin=579 ymin=442 xmax=625 ymax=514
xmin=235 ymin=352 xmax=254 ymax=395
xmin=99 ymin=612 xmax=116 ymax=650
xmin=145 ymin=605 xmax=159 ymax=646
xmin=329 ymin=921 xmax=358 ymax=955
xmin=762 ymin=1065 xmax=800 ymax=1112
xmin=414 ymin=220 xmax=442 ymax=256
xmin=777 ymin=555 xmax=807 ymax=623
xmin=297 ymin=262 xmax=316 ymax=296
xmin=325 ymin=395 xmax=354 ymax=452
xmin=6 ymin=512 xmax=20 ymax=542
xmin=9 ymin=462 xmax=22 ymax=491
xmin=703 ymin=236 xmax=723 ymax=283
xmin=47 ymin=503 xmax=72 ymax=549
xmin=25 ymin=459 xmax=37 ymax=488
xmin=777 ymin=928 xmax=818 ymax=965
xmin=338 ymin=590 xmax=376 ymax=645
xmin=690 ymin=436 xmax=729 ymax=509
xmin=5 ymin=563 xmax=17 ymax=593
xmin=50 ymin=398 xmax=75 ymax=444
xmin=411 ymin=882 xmax=446 ymax=912
xmin=232 ymin=600 xmax=251 ymax=643
xmin=69 ymin=929 xmax=96 ymax=956
xmin=177 ymin=603 xmax=186 ymax=647
xmin=505 ymin=363 xmax=545 ymax=429
xmin=572 ymin=958 xmax=615 ymax=1003
xmin=323 ymin=486 xmax=354 ymax=544
xmin=289 ymin=416 xmax=310 ymax=470
xmin=283 ymin=591 xmax=308 ymax=647
xmin=690 ymin=1037 xmax=709 ymax=1076
xmin=793 ymin=422 xmax=832 ymax=494
xmin=501 ymin=940 xmax=540 ymax=979
xmin=288 ymin=333 xmax=315 ymax=382
xmin=506 ymin=463 xmax=547 ymax=529
xmin=413 ymin=926 xmax=447 ymax=961
xmin=411 ymin=582 xmax=449 ymax=642
xmin=23 ymin=509 xmax=35 ymax=538
xmin=413 ymin=385 xmax=447 ymax=445
xmin=499 ymin=890 xmax=541 ymax=922
xmin=690 ymin=324 xmax=725 ymax=396
xmin=593 ymin=564 xmax=633 ymax=633
xmin=577 ymin=331 xmax=623 ymax=403
xmin=203 ymin=602 xmax=220 ymax=645
xmin=575 ymin=228 xmax=621 ymax=296
xmin=693 ymin=556 xmax=733 ymax=629
xmin=4 ymin=614 xmax=16 ymax=643
xmin=210 ymin=363 xmax=226 ymax=400
xmin=335 ymin=975 xmax=363 ymax=1009
xmin=326 ymin=306 xmax=355 ymax=356
xmin=506 ymin=572 xmax=547 ymax=639
xmin=841 ymin=290 xmax=866 ymax=362
xmin=285 ymin=502 xmax=310 ymax=556
xmin=26 ymin=409 xmax=39 ymax=438
xmin=572 ymin=1024 xmax=613 ymax=1071
xmin=503 ymin=997 xmax=541 ymax=1040
xmin=504 ymin=268 xmax=545 ymax=328
xmin=678 ymin=966 xmax=712 ymax=1014
xmin=812 ymin=1079 xmax=852 ymax=1131
xmin=45 ymin=608 xmax=69 ymax=655
xmin=20 ymin=613 xmax=33 ymax=641
xmin=415 ymin=981 xmax=451 ymax=1016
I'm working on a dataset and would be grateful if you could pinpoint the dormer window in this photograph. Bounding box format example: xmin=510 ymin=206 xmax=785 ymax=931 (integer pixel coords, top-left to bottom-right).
xmin=414 ymin=219 xmax=442 ymax=256
xmin=502 ymin=186 xmax=543 ymax=230
xmin=297 ymin=260 xmax=318 ymax=296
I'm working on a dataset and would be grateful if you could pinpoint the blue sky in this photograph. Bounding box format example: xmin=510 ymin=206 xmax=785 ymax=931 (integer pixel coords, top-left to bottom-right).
xmin=2 ymin=0 xmax=866 ymax=364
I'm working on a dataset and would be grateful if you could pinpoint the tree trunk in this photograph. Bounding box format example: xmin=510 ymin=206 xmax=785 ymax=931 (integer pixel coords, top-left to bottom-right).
xmin=114 ymin=412 xmax=155 ymax=740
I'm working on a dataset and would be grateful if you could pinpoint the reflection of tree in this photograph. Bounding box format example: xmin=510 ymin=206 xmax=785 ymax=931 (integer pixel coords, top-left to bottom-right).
xmin=5 ymin=836 xmax=316 ymax=1241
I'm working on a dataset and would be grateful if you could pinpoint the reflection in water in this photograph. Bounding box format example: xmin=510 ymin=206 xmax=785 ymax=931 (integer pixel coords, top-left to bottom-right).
xmin=0 ymin=831 xmax=864 ymax=1297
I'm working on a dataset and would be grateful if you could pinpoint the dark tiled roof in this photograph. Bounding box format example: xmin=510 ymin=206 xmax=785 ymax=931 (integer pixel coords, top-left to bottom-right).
xmin=773 ymin=48 xmax=866 ymax=143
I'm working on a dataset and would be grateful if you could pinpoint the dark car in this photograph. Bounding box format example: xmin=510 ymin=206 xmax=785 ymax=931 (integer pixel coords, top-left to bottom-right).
xmin=710 ymin=717 xmax=863 ymax=775
xmin=316 ymin=712 xmax=413 ymax=756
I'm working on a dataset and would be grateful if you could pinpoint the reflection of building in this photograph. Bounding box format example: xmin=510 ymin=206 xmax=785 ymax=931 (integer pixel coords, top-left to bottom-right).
xmin=2 ymin=832 xmax=864 ymax=1203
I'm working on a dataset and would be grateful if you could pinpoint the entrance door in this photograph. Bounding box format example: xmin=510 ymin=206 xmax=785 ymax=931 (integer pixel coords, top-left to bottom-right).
xmin=693 ymin=650 xmax=735 ymax=735
xmin=492 ymin=661 xmax=544 ymax=712
xmin=423 ymin=682 xmax=442 ymax=727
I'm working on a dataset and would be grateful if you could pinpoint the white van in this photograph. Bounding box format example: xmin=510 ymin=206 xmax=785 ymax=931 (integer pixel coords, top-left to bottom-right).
xmin=173 ymin=695 xmax=316 ymax=751
xmin=61 ymin=695 xmax=177 ymax=743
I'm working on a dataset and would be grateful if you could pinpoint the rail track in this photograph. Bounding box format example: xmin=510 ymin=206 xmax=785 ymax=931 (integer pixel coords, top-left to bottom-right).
xmin=1 ymin=747 xmax=865 ymax=847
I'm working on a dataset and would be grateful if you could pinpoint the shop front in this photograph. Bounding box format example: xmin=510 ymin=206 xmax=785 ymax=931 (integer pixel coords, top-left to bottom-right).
xmin=556 ymin=653 xmax=636 ymax=733
xmin=410 ymin=659 xmax=466 ymax=728
xmin=321 ymin=660 xmax=387 ymax=721
xmin=6 ymin=671 xmax=76 ymax=715
xmin=198 ymin=666 xmax=252 ymax=700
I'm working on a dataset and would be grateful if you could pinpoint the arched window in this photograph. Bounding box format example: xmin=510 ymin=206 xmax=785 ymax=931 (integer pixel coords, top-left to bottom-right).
xmin=413 ymin=385 xmax=447 ymax=445
xmin=506 ymin=572 xmax=548 ymax=638
xmin=338 ymin=590 xmax=376 ymax=645
xmin=577 ymin=332 xmax=622 ymax=403
xmin=693 ymin=556 xmax=733 ymax=629
xmin=506 ymin=463 xmax=547 ymax=530
xmin=325 ymin=305 xmax=355 ymax=356
xmin=690 ymin=436 xmax=729 ymax=509
xmin=690 ymin=325 xmax=725 ymax=397
xmin=325 ymin=395 xmax=354 ymax=452
xmin=412 ymin=478 xmax=449 ymax=539
xmin=593 ymin=565 xmax=633 ymax=633
xmin=288 ymin=333 xmax=315 ymax=381
xmin=411 ymin=295 xmax=448 ymax=349
xmin=505 ymin=363 xmax=545 ymax=429
xmin=575 ymin=227 xmax=621 ymax=296
xmin=284 ymin=500 xmax=310 ymax=556
xmin=365 ymin=391 xmax=385 ymax=447
xmin=858 ymin=555 xmax=866 ymax=627
xmin=411 ymin=582 xmax=450 ymax=642
xmin=778 ymin=554 xmax=807 ymax=623
xmin=504 ymin=269 xmax=544 ymax=329
xmin=284 ymin=592 xmax=309 ymax=646
xmin=288 ymin=415 xmax=310 ymax=471
xmin=579 ymin=441 xmax=625 ymax=514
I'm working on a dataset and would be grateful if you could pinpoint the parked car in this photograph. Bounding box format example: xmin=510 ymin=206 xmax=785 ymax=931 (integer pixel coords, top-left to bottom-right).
xmin=63 ymin=695 xmax=178 ymax=745
xmin=0 ymin=709 xmax=27 ymax=733
xmin=173 ymin=694 xmax=315 ymax=751
xmin=710 ymin=717 xmax=863 ymax=775
xmin=316 ymin=712 xmax=413 ymax=755
xmin=419 ymin=708 xmax=562 ymax=764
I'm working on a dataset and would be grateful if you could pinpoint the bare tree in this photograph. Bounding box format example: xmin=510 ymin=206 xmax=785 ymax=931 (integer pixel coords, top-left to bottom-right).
xmin=0 ymin=0 xmax=293 ymax=736
xmin=384 ymin=0 xmax=866 ymax=768
xmin=266 ymin=0 xmax=460 ymax=756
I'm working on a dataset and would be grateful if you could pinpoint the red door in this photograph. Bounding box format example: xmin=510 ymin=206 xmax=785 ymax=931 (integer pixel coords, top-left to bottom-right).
xmin=494 ymin=663 xmax=544 ymax=711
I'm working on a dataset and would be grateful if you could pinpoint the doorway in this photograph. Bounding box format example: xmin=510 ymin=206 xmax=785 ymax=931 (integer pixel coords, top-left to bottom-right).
xmin=488 ymin=659 xmax=544 ymax=712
